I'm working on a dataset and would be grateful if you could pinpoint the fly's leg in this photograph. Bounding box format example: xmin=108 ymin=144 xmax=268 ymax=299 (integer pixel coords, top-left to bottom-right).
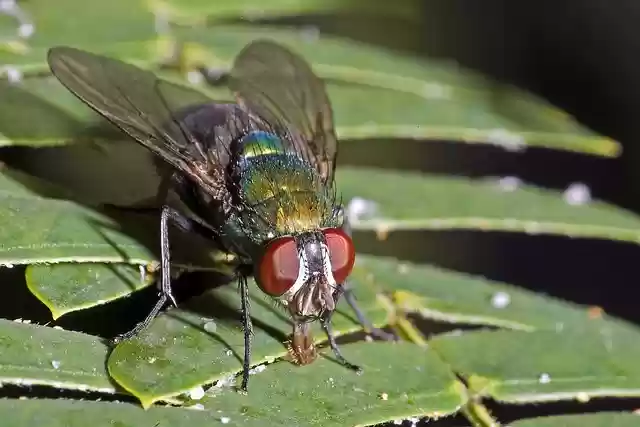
xmin=342 ymin=283 xmax=397 ymax=341
xmin=337 ymin=205 xmax=398 ymax=342
xmin=321 ymin=299 xmax=362 ymax=373
xmin=112 ymin=205 xmax=211 ymax=344
xmin=238 ymin=273 xmax=253 ymax=392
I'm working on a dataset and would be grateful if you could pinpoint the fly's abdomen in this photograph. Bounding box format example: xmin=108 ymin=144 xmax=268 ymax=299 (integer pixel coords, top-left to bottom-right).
xmin=238 ymin=131 xmax=333 ymax=236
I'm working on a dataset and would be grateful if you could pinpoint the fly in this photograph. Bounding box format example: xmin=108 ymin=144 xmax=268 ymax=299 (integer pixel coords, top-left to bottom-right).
xmin=47 ymin=40 xmax=392 ymax=391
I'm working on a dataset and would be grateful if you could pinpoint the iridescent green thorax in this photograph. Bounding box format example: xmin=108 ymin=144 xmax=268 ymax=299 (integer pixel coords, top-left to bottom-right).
xmin=238 ymin=131 xmax=339 ymax=239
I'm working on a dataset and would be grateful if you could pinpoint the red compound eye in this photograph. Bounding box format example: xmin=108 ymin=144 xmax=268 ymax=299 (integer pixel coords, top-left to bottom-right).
xmin=256 ymin=236 xmax=300 ymax=297
xmin=323 ymin=228 xmax=356 ymax=283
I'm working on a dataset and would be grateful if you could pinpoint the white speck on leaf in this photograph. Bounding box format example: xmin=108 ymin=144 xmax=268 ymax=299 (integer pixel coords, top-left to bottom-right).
xmin=524 ymin=221 xmax=542 ymax=235
xmin=211 ymin=374 xmax=236 ymax=391
xmin=576 ymin=392 xmax=590 ymax=403
xmin=51 ymin=360 xmax=61 ymax=369
xmin=487 ymin=128 xmax=526 ymax=152
xmin=0 ymin=0 xmax=16 ymax=11
xmin=346 ymin=197 xmax=378 ymax=223
xmin=204 ymin=321 xmax=217 ymax=333
xmin=538 ymin=373 xmax=551 ymax=384
xmin=491 ymin=291 xmax=511 ymax=309
xmin=4 ymin=67 xmax=22 ymax=84
xmin=299 ymin=25 xmax=320 ymax=42
xmin=497 ymin=176 xmax=521 ymax=192
xmin=249 ymin=364 xmax=266 ymax=375
xmin=563 ymin=182 xmax=591 ymax=206
xmin=422 ymin=82 xmax=451 ymax=100
xmin=188 ymin=386 xmax=205 ymax=400
xmin=17 ymin=23 xmax=33 ymax=38
xmin=187 ymin=70 xmax=204 ymax=85
xmin=220 ymin=416 xmax=231 ymax=424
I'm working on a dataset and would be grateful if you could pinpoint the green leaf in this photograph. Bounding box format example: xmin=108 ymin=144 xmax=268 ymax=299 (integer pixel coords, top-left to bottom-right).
xmin=25 ymin=263 xmax=153 ymax=319
xmin=106 ymin=280 xmax=389 ymax=407
xmin=1 ymin=24 xmax=618 ymax=157
xmin=156 ymin=0 xmax=422 ymax=23
xmin=337 ymin=167 xmax=640 ymax=244
xmin=0 ymin=319 xmax=114 ymax=392
xmin=0 ymin=0 xmax=159 ymax=68
xmin=430 ymin=320 xmax=640 ymax=402
xmin=511 ymin=413 xmax=640 ymax=427
xmin=0 ymin=398 xmax=235 ymax=427
xmin=0 ymin=341 xmax=464 ymax=427
xmin=353 ymin=256 xmax=598 ymax=331
xmin=0 ymin=78 xmax=90 ymax=148
xmin=194 ymin=342 xmax=464 ymax=426
xmin=178 ymin=25 xmax=618 ymax=157
xmin=0 ymin=168 xmax=229 ymax=267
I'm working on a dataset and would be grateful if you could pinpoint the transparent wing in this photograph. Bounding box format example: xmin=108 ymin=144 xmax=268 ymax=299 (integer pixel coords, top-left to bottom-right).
xmin=47 ymin=46 xmax=235 ymax=196
xmin=228 ymin=39 xmax=338 ymax=186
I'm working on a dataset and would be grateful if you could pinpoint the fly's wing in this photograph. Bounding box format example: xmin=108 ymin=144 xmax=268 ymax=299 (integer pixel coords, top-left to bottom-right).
xmin=47 ymin=47 xmax=240 ymax=199
xmin=228 ymin=40 xmax=338 ymax=186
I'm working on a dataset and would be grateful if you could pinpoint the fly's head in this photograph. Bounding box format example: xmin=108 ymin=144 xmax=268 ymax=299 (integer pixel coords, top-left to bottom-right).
xmin=254 ymin=228 xmax=355 ymax=323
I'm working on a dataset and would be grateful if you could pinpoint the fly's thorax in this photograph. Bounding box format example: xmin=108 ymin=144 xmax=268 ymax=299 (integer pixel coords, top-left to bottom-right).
xmin=232 ymin=131 xmax=340 ymax=244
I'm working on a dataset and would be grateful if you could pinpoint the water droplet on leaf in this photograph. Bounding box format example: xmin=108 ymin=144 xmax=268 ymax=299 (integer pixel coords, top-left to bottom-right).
xmin=346 ymin=197 xmax=378 ymax=223
xmin=563 ymin=182 xmax=591 ymax=206
xmin=487 ymin=128 xmax=526 ymax=152
xmin=497 ymin=176 xmax=521 ymax=192
xmin=204 ymin=321 xmax=217 ymax=333
xmin=188 ymin=386 xmax=205 ymax=400
xmin=4 ymin=67 xmax=22 ymax=84
xmin=491 ymin=291 xmax=510 ymax=309
xmin=17 ymin=23 xmax=33 ymax=38
xmin=299 ymin=25 xmax=320 ymax=42
xmin=187 ymin=70 xmax=204 ymax=85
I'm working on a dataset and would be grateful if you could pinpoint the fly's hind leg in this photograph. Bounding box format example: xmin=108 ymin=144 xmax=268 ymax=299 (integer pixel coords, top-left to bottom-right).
xmin=112 ymin=204 xmax=216 ymax=344
xmin=337 ymin=203 xmax=398 ymax=342
xmin=238 ymin=273 xmax=253 ymax=392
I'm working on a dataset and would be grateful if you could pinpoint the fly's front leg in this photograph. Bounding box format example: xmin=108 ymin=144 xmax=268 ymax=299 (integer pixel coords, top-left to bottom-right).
xmin=321 ymin=292 xmax=362 ymax=373
xmin=337 ymin=204 xmax=398 ymax=342
xmin=112 ymin=204 xmax=213 ymax=344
